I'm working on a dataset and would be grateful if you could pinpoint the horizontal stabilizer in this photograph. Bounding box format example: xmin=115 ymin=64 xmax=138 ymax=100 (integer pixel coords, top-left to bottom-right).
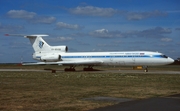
xmin=25 ymin=35 xmax=49 ymax=38
xmin=5 ymin=34 xmax=49 ymax=38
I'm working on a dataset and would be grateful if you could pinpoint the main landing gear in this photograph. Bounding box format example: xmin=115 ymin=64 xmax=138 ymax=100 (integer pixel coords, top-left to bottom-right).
xmin=64 ymin=66 xmax=95 ymax=71
xmin=64 ymin=66 xmax=76 ymax=71
xmin=83 ymin=66 xmax=94 ymax=71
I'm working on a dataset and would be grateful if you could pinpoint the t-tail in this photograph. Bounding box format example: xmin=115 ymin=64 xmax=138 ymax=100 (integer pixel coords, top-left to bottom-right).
xmin=26 ymin=35 xmax=51 ymax=52
xmin=6 ymin=34 xmax=68 ymax=53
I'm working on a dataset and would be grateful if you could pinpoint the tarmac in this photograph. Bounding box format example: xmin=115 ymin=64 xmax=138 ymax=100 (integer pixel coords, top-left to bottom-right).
xmin=0 ymin=69 xmax=180 ymax=74
xmin=89 ymin=94 xmax=180 ymax=111
xmin=0 ymin=69 xmax=47 ymax=72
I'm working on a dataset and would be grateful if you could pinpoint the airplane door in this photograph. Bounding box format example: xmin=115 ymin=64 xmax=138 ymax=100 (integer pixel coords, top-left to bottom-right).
xmin=84 ymin=56 xmax=91 ymax=60
xmin=84 ymin=56 xmax=87 ymax=60
xmin=132 ymin=56 xmax=135 ymax=64
xmin=87 ymin=56 xmax=91 ymax=60
xmin=110 ymin=56 xmax=114 ymax=65
xmin=110 ymin=56 xmax=113 ymax=61
xmin=119 ymin=61 xmax=125 ymax=65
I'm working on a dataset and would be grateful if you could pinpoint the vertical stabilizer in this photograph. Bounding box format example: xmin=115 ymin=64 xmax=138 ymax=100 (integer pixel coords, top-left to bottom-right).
xmin=25 ymin=35 xmax=51 ymax=52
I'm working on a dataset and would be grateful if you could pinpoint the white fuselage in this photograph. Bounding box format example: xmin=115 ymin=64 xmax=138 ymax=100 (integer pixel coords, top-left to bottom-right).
xmin=7 ymin=35 xmax=174 ymax=69
xmin=33 ymin=51 xmax=174 ymax=66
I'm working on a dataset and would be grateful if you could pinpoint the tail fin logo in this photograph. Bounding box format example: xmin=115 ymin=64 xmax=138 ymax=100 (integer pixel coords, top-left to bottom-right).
xmin=39 ymin=41 xmax=44 ymax=48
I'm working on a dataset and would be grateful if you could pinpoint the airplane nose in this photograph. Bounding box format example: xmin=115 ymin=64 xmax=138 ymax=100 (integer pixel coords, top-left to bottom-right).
xmin=167 ymin=57 xmax=174 ymax=64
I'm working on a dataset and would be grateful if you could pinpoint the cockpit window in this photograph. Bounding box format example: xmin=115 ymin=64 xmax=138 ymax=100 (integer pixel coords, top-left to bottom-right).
xmin=161 ymin=55 xmax=168 ymax=58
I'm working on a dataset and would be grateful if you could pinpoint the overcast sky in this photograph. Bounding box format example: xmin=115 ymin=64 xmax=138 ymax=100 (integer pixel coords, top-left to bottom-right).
xmin=0 ymin=0 xmax=180 ymax=63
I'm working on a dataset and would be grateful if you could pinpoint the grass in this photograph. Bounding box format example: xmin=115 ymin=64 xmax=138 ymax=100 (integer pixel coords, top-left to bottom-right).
xmin=0 ymin=65 xmax=180 ymax=111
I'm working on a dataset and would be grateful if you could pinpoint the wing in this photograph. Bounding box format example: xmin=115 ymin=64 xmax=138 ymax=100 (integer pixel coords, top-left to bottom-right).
xmin=23 ymin=60 xmax=103 ymax=66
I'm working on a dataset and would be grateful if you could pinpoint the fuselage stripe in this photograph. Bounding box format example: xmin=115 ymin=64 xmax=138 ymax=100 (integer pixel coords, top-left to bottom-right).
xmin=61 ymin=55 xmax=164 ymax=59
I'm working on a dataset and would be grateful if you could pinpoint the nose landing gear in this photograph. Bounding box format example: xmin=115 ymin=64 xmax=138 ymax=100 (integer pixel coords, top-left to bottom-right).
xmin=144 ymin=68 xmax=148 ymax=72
xmin=133 ymin=66 xmax=149 ymax=72
xmin=144 ymin=66 xmax=148 ymax=72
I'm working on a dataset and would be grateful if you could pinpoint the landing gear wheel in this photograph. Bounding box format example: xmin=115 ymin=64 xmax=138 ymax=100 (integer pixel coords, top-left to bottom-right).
xmin=64 ymin=68 xmax=76 ymax=71
xmin=144 ymin=68 xmax=148 ymax=72
xmin=83 ymin=66 xmax=94 ymax=71
xmin=83 ymin=67 xmax=93 ymax=71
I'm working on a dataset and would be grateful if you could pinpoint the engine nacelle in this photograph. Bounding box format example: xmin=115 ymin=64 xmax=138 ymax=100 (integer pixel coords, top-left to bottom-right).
xmin=51 ymin=46 xmax=68 ymax=52
xmin=40 ymin=54 xmax=61 ymax=62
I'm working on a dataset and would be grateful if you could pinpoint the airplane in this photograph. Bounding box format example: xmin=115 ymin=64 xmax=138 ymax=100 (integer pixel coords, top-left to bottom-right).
xmin=6 ymin=34 xmax=174 ymax=72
